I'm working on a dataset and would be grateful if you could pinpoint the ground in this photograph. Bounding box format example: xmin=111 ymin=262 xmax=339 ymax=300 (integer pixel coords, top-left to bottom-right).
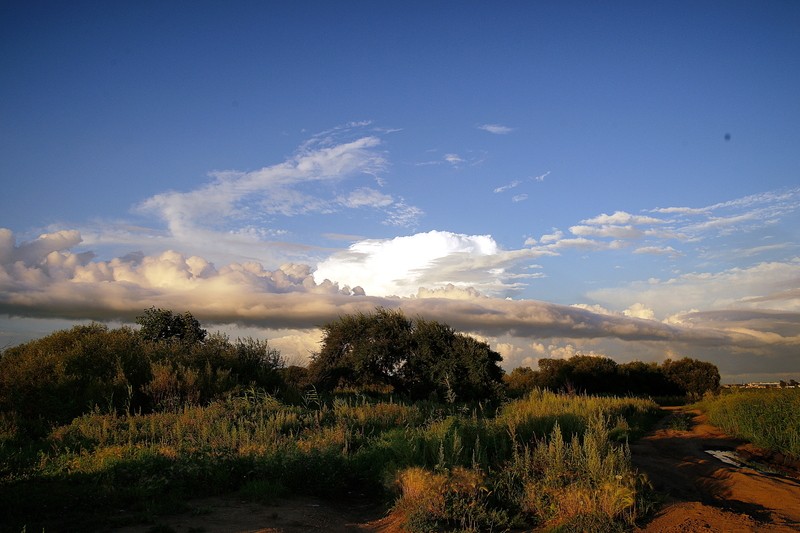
xmin=115 ymin=407 xmax=800 ymax=532
xmin=631 ymin=407 xmax=800 ymax=532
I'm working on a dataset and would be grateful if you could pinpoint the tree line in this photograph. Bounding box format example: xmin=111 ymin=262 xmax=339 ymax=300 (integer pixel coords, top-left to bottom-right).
xmin=504 ymin=354 xmax=720 ymax=399
xmin=0 ymin=307 xmax=720 ymax=437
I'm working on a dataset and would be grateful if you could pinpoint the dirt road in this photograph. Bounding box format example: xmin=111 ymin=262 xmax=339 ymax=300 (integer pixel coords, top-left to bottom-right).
xmin=631 ymin=407 xmax=800 ymax=532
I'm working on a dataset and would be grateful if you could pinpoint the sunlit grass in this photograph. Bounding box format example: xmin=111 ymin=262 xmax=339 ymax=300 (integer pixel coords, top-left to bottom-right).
xmin=696 ymin=388 xmax=800 ymax=459
xmin=1 ymin=389 xmax=661 ymax=532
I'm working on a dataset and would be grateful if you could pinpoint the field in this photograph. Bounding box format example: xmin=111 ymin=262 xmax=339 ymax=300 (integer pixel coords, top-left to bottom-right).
xmin=694 ymin=388 xmax=800 ymax=459
xmin=0 ymin=389 xmax=660 ymax=532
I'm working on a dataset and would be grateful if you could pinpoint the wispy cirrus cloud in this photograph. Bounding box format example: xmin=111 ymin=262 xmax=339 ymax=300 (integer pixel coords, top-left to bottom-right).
xmin=494 ymin=180 xmax=522 ymax=194
xmin=523 ymin=188 xmax=800 ymax=265
xmin=444 ymin=153 xmax=465 ymax=166
xmin=74 ymin=124 xmax=424 ymax=265
xmin=587 ymin=258 xmax=800 ymax=319
xmin=650 ymin=187 xmax=800 ymax=239
xmin=494 ymin=171 xmax=550 ymax=199
xmin=337 ymin=187 xmax=393 ymax=209
xmin=477 ymin=123 xmax=514 ymax=135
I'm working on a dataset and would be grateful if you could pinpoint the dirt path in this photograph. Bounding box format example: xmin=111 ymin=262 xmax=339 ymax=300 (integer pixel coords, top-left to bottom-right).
xmin=631 ymin=407 xmax=800 ymax=532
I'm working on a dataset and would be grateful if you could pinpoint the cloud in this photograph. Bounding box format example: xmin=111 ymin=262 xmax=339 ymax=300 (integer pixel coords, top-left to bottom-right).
xmin=581 ymin=211 xmax=665 ymax=226
xmin=587 ymin=258 xmax=800 ymax=319
xmin=338 ymin=187 xmax=393 ymax=209
xmin=633 ymin=246 xmax=681 ymax=256
xmin=382 ymin=200 xmax=424 ymax=227
xmin=444 ymin=153 xmax=465 ymax=166
xmin=313 ymin=230 xmax=541 ymax=297
xmin=548 ymin=237 xmax=625 ymax=251
xmin=140 ymin=135 xmax=386 ymax=228
xmin=569 ymin=224 xmax=643 ymax=239
xmin=494 ymin=172 xmax=549 ymax=196
xmin=650 ymin=187 xmax=800 ymax=240
xmin=0 ymin=229 xmax=88 ymax=267
xmin=477 ymin=123 xmax=514 ymax=135
xmin=512 ymin=194 xmax=528 ymax=203
xmin=538 ymin=229 xmax=564 ymax=244
xmin=109 ymin=125 xmax=423 ymax=267
xmin=494 ymin=180 xmax=522 ymax=193
xmin=2 ymin=229 xmax=798 ymax=379
xmin=623 ymin=303 xmax=656 ymax=320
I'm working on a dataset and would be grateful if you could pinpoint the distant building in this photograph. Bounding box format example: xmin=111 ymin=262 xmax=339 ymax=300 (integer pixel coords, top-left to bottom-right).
xmin=723 ymin=381 xmax=797 ymax=389
xmin=745 ymin=382 xmax=781 ymax=389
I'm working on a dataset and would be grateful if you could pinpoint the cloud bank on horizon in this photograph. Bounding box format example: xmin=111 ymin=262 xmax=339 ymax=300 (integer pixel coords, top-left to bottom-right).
xmin=1 ymin=127 xmax=799 ymax=382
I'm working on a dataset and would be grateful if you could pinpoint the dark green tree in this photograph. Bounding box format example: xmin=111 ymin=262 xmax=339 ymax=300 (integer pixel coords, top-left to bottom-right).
xmin=568 ymin=355 xmax=619 ymax=393
xmin=308 ymin=308 xmax=505 ymax=402
xmin=135 ymin=307 xmax=207 ymax=344
xmin=309 ymin=308 xmax=413 ymax=391
xmin=661 ymin=357 xmax=720 ymax=399
xmin=618 ymin=360 xmax=675 ymax=396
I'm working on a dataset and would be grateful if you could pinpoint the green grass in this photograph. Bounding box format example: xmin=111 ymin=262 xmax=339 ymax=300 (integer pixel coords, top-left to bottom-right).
xmin=695 ymin=388 xmax=800 ymax=459
xmin=0 ymin=390 xmax=661 ymax=532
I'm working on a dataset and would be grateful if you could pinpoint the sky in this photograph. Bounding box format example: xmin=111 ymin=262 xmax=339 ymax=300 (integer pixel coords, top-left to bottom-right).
xmin=1 ymin=1 xmax=799 ymax=383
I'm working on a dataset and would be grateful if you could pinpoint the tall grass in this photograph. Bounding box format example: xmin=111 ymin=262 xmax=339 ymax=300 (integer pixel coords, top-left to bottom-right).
xmin=1 ymin=389 xmax=660 ymax=532
xmin=696 ymin=388 xmax=800 ymax=459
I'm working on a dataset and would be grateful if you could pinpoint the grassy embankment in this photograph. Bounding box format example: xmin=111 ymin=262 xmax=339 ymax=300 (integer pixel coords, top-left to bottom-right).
xmin=1 ymin=389 xmax=660 ymax=532
xmin=695 ymin=388 xmax=800 ymax=459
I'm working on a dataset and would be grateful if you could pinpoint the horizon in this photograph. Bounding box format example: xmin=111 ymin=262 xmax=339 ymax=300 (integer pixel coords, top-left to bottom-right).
xmin=1 ymin=2 xmax=799 ymax=383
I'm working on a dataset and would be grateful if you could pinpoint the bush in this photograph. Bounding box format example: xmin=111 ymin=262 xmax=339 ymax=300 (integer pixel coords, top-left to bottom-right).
xmin=0 ymin=316 xmax=286 ymax=435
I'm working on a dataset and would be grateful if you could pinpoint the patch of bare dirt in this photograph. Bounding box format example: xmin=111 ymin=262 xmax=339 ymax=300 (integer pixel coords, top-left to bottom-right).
xmin=113 ymin=495 xmax=396 ymax=533
xmin=632 ymin=407 xmax=800 ymax=532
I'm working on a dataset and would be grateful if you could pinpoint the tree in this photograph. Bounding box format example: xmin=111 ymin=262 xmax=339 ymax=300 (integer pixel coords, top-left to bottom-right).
xmin=568 ymin=355 xmax=619 ymax=394
xmin=308 ymin=308 xmax=505 ymax=402
xmin=135 ymin=307 xmax=207 ymax=344
xmin=503 ymin=366 xmax=538 ymax=397
xmin=309 ymin=308 xmax=413 ymax=392
xmin=618 ymin=360 xmax=675 ymax=396
xmin=536 ymin=358 xmax=571 ymax=391
xmin=661 ymin=357 xmax=720 ymax=399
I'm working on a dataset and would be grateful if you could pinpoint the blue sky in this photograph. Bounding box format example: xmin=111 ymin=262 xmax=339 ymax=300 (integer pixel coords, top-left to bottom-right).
xmin=1 ymin=2 xmax=799 ymax=382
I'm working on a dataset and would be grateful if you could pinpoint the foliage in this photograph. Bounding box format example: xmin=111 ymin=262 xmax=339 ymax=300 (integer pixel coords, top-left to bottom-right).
xmin=503 ymin=366 xmax=537 ymax=398
xmin=696 ymin=388 xmax=800 ymax=459
xmin=0 ymin=315 xmax=284 ymax=436
xmin=135 ymin=307 xmax=207 ymax=344
xmin=1 ymin=387 xmax=660 ymax=531
xmin=0 ymin=324 xmax=147 ymax=434
xmin=3 ymin=311 xmax=721 ymax=531
xmin=510 ymin=355 xmax=720 ymax=399
xmin=660 ymin=357 xmax=720 ymax=400
xmin=309 ymin=308 xmax=505 ymax=402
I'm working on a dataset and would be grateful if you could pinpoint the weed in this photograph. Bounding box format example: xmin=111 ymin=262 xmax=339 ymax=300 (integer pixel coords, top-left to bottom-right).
xmin=696 ymin=388 xmax=800 ymax=459
xmin=2 ymin=391 xmax=659 ymax=531
xmin=666 ymin=412 xmax=692 ymax=431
